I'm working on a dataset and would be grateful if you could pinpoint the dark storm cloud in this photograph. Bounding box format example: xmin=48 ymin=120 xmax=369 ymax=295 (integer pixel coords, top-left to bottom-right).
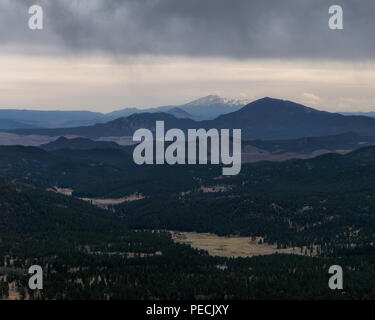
xmin=1 ymin=0 xmax=375 ymax=59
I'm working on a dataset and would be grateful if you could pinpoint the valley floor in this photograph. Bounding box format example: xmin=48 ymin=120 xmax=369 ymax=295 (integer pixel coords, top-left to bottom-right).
xmin=170 ymin=231 xmax=315 ymax=258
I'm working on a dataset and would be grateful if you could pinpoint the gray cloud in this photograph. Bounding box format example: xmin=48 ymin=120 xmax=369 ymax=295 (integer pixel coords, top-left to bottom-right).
xmin=1 ymin=0 xmax=375 ymax=59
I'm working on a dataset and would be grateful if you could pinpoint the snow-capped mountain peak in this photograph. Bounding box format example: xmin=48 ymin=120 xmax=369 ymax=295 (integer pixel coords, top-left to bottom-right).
xmin=184 ymin=95 xmax=250 ymax=107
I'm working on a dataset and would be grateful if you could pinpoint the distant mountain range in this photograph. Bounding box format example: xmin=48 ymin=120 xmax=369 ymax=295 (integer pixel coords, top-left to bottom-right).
xmin=0 ymin=110 xmax=104 ymax=129
xmin=0 ymin=119 xmax=42 ymax=130
xmin=0 ymin=95 xmax=246 ymax=129
xmin=164 ymin=107 xmax=192 ymax=119
xmin=7 ymin=97 xmax=375 ymax=141
xmin=40 ymin=137 xmax=123 ymax=152
xmin=35 ymin=131 xmax=375 ymax=164
xmin=211 ymin=97 xmax=375 ymax=139
xmin=340 ymin=112 xmax=375 ymax=119
xmin=243 ymin=132 xmax=375 ymax=154
xmin=104 ymin=95 xmax=246 ymax=121
xmin=172 ymin=95 xmax=247 ymax=120
xmin=7 ymin=113 xmax=196 ymax=139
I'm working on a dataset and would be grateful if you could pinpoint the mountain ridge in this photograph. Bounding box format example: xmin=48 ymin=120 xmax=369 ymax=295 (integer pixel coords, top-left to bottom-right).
xmin=211 ymin=97 xmax=375 ymax=139
xmin=0 ymin=95 xmax=246 ymax=129
xmin=5 ymin=97 xmax=375 ymax=141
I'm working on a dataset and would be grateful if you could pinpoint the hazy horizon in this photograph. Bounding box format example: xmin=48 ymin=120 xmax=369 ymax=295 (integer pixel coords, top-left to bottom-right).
xmin=0 ymin=87 xmax=374 ymax=115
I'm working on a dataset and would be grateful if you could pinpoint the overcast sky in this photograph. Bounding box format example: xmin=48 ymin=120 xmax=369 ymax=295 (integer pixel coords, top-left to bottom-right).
xmin=0 ymin=0 xmax=374 ymax=112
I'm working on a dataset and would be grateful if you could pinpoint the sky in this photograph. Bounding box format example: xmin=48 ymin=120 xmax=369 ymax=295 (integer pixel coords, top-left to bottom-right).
xmin=0 ymin=0 xmax=375 ymax=112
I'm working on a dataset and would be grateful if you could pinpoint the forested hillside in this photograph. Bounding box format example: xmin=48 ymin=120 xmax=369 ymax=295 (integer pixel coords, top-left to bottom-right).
xmin=1 ymin=184 xmax=375 ymax=299
xmin=1 ymin=145 xmax=375 ymax=299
